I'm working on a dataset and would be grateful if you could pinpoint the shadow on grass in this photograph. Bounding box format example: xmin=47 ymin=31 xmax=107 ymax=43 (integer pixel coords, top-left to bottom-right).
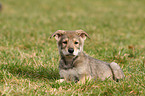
xmin=0 ymin=63 xmax=60 ymax=80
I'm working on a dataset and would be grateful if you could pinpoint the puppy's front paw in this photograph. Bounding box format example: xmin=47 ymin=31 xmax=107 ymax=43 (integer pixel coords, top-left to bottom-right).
xmin=78 ymin=75 xmax=92 ymax=84
xmin=56 ymin=79 xmax=65 ymax=83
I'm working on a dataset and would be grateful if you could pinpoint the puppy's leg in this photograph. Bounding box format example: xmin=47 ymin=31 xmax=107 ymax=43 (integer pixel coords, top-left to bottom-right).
xmin=110 ymin=62 xmax=125 ymax=81
xmin=78 ymin=74 xmax=92 ymax=84
xmin=59 ymin=69 xmax=79 ymax=82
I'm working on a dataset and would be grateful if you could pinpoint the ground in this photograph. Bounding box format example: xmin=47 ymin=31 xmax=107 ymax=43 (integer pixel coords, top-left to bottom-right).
xmin=0 ymin=0 xmax=145 ymax=95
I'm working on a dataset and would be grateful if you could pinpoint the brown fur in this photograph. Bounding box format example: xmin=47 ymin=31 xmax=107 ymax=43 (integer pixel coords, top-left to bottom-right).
xmin=50 ymin=30 xmax=124 ymax=83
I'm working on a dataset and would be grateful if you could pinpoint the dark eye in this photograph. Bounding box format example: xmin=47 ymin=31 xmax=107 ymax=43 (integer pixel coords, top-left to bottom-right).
xmin=74 ymin=41 xmax=79 ymax=44
xmin=63 ymin=41 xmax=67 ymax=44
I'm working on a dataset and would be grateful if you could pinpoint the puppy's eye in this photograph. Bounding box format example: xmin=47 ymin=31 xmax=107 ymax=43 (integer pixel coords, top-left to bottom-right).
xmin=63 ymin=41 xmax=67 ymax=44
xmin=74 ymin=41 xmax=79 ymax=44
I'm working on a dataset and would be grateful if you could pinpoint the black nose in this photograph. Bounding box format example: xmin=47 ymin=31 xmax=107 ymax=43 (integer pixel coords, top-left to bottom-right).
xmin=68 ymin=48 xmax=74 ymax=53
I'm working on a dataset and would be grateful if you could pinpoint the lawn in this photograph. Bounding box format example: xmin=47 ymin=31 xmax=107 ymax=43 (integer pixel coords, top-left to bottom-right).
xmin=0 ymin=0 xmax=145 ymax=95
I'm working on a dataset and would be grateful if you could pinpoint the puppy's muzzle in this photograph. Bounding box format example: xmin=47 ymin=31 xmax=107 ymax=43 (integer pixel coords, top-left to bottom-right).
xmin=68 ymin=48 xmax=74 ymax=53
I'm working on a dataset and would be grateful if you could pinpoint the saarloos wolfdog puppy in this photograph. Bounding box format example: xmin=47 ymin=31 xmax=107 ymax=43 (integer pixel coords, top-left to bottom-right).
xmin=50 ymin=30 xmax=125 ymax=83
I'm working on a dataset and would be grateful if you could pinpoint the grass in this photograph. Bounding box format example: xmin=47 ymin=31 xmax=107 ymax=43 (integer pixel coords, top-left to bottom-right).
xmin=0 ymin=0 xmax=145 ymax=95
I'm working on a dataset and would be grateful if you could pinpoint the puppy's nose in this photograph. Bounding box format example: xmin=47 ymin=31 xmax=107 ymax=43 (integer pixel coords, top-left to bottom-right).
xmin=68 ymin=48 xmax=74 ymax=53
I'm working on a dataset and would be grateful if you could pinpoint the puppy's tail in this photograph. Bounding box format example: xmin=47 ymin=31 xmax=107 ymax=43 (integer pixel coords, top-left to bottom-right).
xmin=109 ymin=62 xmax=125 ymax=82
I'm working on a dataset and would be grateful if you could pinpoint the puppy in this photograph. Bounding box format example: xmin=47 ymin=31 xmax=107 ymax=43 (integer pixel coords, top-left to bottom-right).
xmin=50 ymin=30 xmax=125 ymax=83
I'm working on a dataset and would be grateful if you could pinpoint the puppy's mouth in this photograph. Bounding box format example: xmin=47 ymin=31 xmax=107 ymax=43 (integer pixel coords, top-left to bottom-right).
xmin=65 ymin=54 xmax=75 ymax=56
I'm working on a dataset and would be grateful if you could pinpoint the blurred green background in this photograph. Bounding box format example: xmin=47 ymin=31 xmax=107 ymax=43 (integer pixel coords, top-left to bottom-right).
xmin=0 ymin=0 xmax=145 ymax=95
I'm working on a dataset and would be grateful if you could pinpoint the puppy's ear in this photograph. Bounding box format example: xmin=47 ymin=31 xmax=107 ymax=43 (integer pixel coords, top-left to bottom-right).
xmin=76 ymin=30 xmax=90 ymax=40
xmin=50 ymin=30 xmax=65 ymax=41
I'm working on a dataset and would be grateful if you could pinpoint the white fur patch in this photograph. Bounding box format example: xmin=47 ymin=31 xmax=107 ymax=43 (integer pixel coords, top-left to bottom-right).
xmin=73 ymin=49 xmax=80 ymax=56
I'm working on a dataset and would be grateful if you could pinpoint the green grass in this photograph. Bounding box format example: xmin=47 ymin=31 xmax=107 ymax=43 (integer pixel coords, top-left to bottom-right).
xmin=0 ymin=0 xmax=145 ymax=95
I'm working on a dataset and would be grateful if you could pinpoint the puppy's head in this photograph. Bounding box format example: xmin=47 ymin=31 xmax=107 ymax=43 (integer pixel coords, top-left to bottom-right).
xmin=50 ymin=30 xmax=90 ymax=57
